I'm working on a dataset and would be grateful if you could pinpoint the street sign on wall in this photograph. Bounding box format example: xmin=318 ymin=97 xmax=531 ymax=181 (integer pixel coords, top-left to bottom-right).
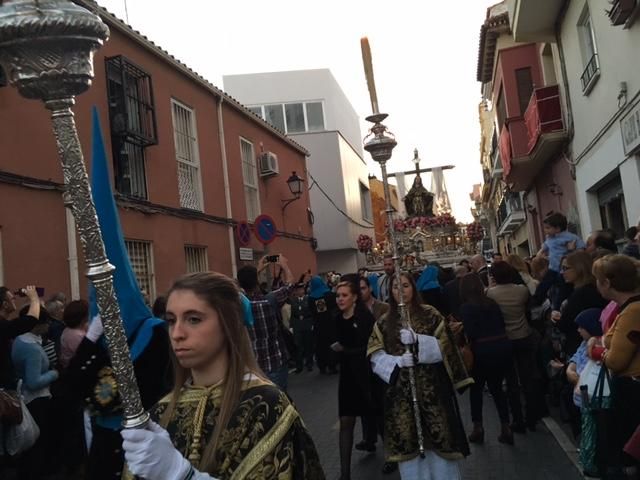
xmin=253 ymin=214 xmax=277 ymax=245
xmin=239 ymin=247 xmax=253 ymax=261
xmin=236 ymin=220 xmax=252 ymax=247
xmin=621 ymin=102 xmax=640 ymax=156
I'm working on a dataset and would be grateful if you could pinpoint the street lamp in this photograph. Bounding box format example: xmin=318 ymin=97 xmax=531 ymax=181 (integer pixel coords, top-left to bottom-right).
xmin=282 ymin=171 xmax=304 ymax=212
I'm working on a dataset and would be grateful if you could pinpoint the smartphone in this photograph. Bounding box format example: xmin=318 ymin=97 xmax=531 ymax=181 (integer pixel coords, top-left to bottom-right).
xmin=14 ymin=287 xmax=45 ymax=297
xmin=266 ymin=254 xmax=280 ymax=263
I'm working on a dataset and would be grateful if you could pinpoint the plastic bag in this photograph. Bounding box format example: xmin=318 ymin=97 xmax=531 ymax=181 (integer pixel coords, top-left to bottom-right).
xmin=4 ymin=381 xmax=40 ymax=456
xmin=576 ymin=360 xmax=610 ymax=405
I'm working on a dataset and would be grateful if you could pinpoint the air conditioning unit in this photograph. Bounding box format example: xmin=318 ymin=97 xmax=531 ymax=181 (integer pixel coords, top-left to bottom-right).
xmin=259 ymin=151 xmax=279 ymax=177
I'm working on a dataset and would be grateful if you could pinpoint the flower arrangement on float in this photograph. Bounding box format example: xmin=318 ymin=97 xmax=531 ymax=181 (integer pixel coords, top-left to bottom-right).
xmin=390 ymin=213 xmax=457 ymax=232
xmin=466 ymin=222 xmax=485 ymax=243
xmin=356 ymin=234 xmax=374 ymax=253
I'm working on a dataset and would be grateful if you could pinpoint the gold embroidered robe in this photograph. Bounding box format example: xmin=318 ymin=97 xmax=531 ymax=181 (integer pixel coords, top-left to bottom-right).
xmin=124 ymin=376 xmax=325 ymax=480
xmin=367 ymin=305 xmax=473 ymax=463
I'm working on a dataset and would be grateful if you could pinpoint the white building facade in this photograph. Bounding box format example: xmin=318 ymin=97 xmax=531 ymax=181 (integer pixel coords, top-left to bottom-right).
xmin=510 ymin=0 xmax=640 ymax=242
xmin=224 ymin=69 xmax=373 ymax=273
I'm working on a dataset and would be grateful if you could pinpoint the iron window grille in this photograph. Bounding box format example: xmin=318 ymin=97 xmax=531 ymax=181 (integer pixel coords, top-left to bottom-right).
xmin=171 ymin=100 xmax=203 ymax=211
xmin=124 ymin=239 xmax=156 ymax=301
xmin=105 ymin=55 xmax=158 ymax=147
xmin=114 ymin=139 xmax=148 ymax=199
xmin=185 ymin=245 xmax=209 ymax=273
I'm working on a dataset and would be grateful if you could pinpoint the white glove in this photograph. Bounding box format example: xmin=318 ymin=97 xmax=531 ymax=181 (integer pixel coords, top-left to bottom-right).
xmin=121 ymin=421 xmax=192 ymax=480
xmin=86 ymin=315 xmax=104 ymax=343
xmin=399 ymin=351 xmax=415 ymax=368
xmin=400 ymin=328 xmax=417 ymax=345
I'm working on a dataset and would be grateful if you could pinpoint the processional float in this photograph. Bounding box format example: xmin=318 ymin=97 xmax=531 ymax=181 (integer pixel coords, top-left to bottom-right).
xmin=360 ymin=37 xmax=425 ymax=457
xmin=0 ymin=0 xmax=148 ymax=429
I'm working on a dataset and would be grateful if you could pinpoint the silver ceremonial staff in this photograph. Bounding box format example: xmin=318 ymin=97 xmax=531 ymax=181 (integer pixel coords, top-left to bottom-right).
xmin=0 ymin=0 xmax=148 ymax=429
xmin=360 ymin=37 xmax=425 ymax=458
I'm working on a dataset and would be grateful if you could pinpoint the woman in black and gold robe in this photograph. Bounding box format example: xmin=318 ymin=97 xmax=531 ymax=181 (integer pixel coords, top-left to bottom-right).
xmin=121 ymin=272 xmax=324 ymax=480
xmin=367 ymin=272 xmax=472 ymax=480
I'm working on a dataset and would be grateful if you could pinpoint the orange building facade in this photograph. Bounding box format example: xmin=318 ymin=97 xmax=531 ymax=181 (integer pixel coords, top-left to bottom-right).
xmin=0 ymin=2 xmax=316 ymax=300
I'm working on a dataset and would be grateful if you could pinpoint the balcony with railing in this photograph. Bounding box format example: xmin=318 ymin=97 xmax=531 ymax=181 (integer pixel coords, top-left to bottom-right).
xmin=496 ymin=192 xmax=526 ymax=236
xmin=499 ymin=85 xmax=568 ymax=191
xmin=607 ymin=0 xmax=638 ymax=27
xmin=580 ymin=54 xmax=600 ymax=94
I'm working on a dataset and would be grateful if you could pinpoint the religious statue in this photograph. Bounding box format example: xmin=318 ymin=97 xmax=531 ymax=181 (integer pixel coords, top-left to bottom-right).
xmin=404 ymin=174 xmax=435 ymax=217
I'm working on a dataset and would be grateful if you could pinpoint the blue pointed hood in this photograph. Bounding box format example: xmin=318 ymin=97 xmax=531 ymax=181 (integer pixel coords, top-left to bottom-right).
xmin=416 ymin=265 xmax=440 ymax=292
xmin=309 ymin=276 xmax=330 ymax=299
xmin=367 ymin=273 xmax=380 ymax=299
xmin=88 ymin=106 xmax=163 ymax=362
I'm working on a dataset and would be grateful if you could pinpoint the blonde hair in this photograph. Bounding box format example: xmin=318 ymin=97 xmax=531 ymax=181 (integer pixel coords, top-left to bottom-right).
xmin=592 ymin=254 xmax=640 ymax=293
xmin=160 ymin=272 xmax=263 ymax=472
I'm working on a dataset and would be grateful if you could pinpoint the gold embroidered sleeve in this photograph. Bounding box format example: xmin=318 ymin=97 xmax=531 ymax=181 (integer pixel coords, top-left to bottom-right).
xmin=367 ymin=321 xmax=385 ymax=357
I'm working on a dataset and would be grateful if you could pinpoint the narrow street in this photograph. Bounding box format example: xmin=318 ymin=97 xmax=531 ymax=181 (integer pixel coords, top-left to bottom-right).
xmin=288 ymin=370 xmax=584 ymax=480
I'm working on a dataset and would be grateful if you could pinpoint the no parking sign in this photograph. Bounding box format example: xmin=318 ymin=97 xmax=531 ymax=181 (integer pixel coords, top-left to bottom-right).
xmin=253 ymin=214 xmax=277 ymax=245
xmin=236 ymin=221 xmax=251 ymax=247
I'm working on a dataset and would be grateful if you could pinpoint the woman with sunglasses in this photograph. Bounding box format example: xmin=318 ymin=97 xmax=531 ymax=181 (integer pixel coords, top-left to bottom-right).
xmin=368 ymin=272 xmax=471 ymax=480
xmin=121 ymin=272 xmax=324 ymax=480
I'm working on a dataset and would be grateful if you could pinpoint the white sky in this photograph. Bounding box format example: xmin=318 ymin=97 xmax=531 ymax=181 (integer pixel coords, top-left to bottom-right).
xmin=97 ymin=0 xmax=497 ymax=223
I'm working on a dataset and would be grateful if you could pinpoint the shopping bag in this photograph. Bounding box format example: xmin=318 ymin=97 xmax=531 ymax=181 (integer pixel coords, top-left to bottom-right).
xmin=580 ymin=406 xmax=598 ymax=476
xmin=4 ymin=381 xmax=40 ymax=456
xmin=579 ymin=364 xmax=612 ymax=477
xmin=577 ymin=360 xmax=610 ymax=405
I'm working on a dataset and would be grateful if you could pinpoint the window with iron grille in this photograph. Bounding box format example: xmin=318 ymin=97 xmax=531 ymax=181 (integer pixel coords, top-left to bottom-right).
xmin=113 ymin=139 xmax=148 ymax=199
xmin=240 ymin=138 xmax=260 ymax=221
xmin=171 ymin=99 xmax=203 ymax=211
xmin=125 ymin=239 xmax=155 ymax=300
xmin=185 ymin=246 xmax=209 ymax=273
xmin=105 ymin=56 xmax=157 ymax=146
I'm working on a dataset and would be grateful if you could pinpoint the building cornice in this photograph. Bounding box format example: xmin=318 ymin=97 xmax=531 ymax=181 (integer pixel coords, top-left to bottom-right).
xmin=476 ymin=11 xmax=511 ymax=83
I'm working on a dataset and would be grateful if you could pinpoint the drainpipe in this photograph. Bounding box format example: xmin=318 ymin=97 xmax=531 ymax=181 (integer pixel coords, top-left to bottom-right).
xmin=63 ymin=190 xmax=80 ymax=300
xmin=217 ymin=97 xmax=237 ymax=277
xmin=556 ymin=0 xmax=575 ymax=144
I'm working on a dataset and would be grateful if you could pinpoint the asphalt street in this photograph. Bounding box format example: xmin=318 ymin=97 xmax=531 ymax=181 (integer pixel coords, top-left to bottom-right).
xmin=288 ymin=369 xmax=585 ymax=480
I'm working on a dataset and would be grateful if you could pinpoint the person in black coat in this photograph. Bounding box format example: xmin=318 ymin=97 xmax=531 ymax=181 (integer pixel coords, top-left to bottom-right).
xmin=0 ymin=286 xmax=40 ymax=389
xmin=553 ymin=252 xmax=607 ymax=357
xmin=331 ymin=280 xmax=376 ymax=480
xmin=65 ymin=317 xmax=172 ymax=480
xmin=308 ymin=276 xmax=339 ymax=374
xmin=459 ymin=274 xmax=514 ymax=445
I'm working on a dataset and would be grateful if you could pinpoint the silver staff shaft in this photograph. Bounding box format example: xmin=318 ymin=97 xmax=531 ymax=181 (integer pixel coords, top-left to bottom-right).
xmin=378 ymin=158 xmax=426 ymax=459
xmin=0 ymin=0 xmax=148 ymax=429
